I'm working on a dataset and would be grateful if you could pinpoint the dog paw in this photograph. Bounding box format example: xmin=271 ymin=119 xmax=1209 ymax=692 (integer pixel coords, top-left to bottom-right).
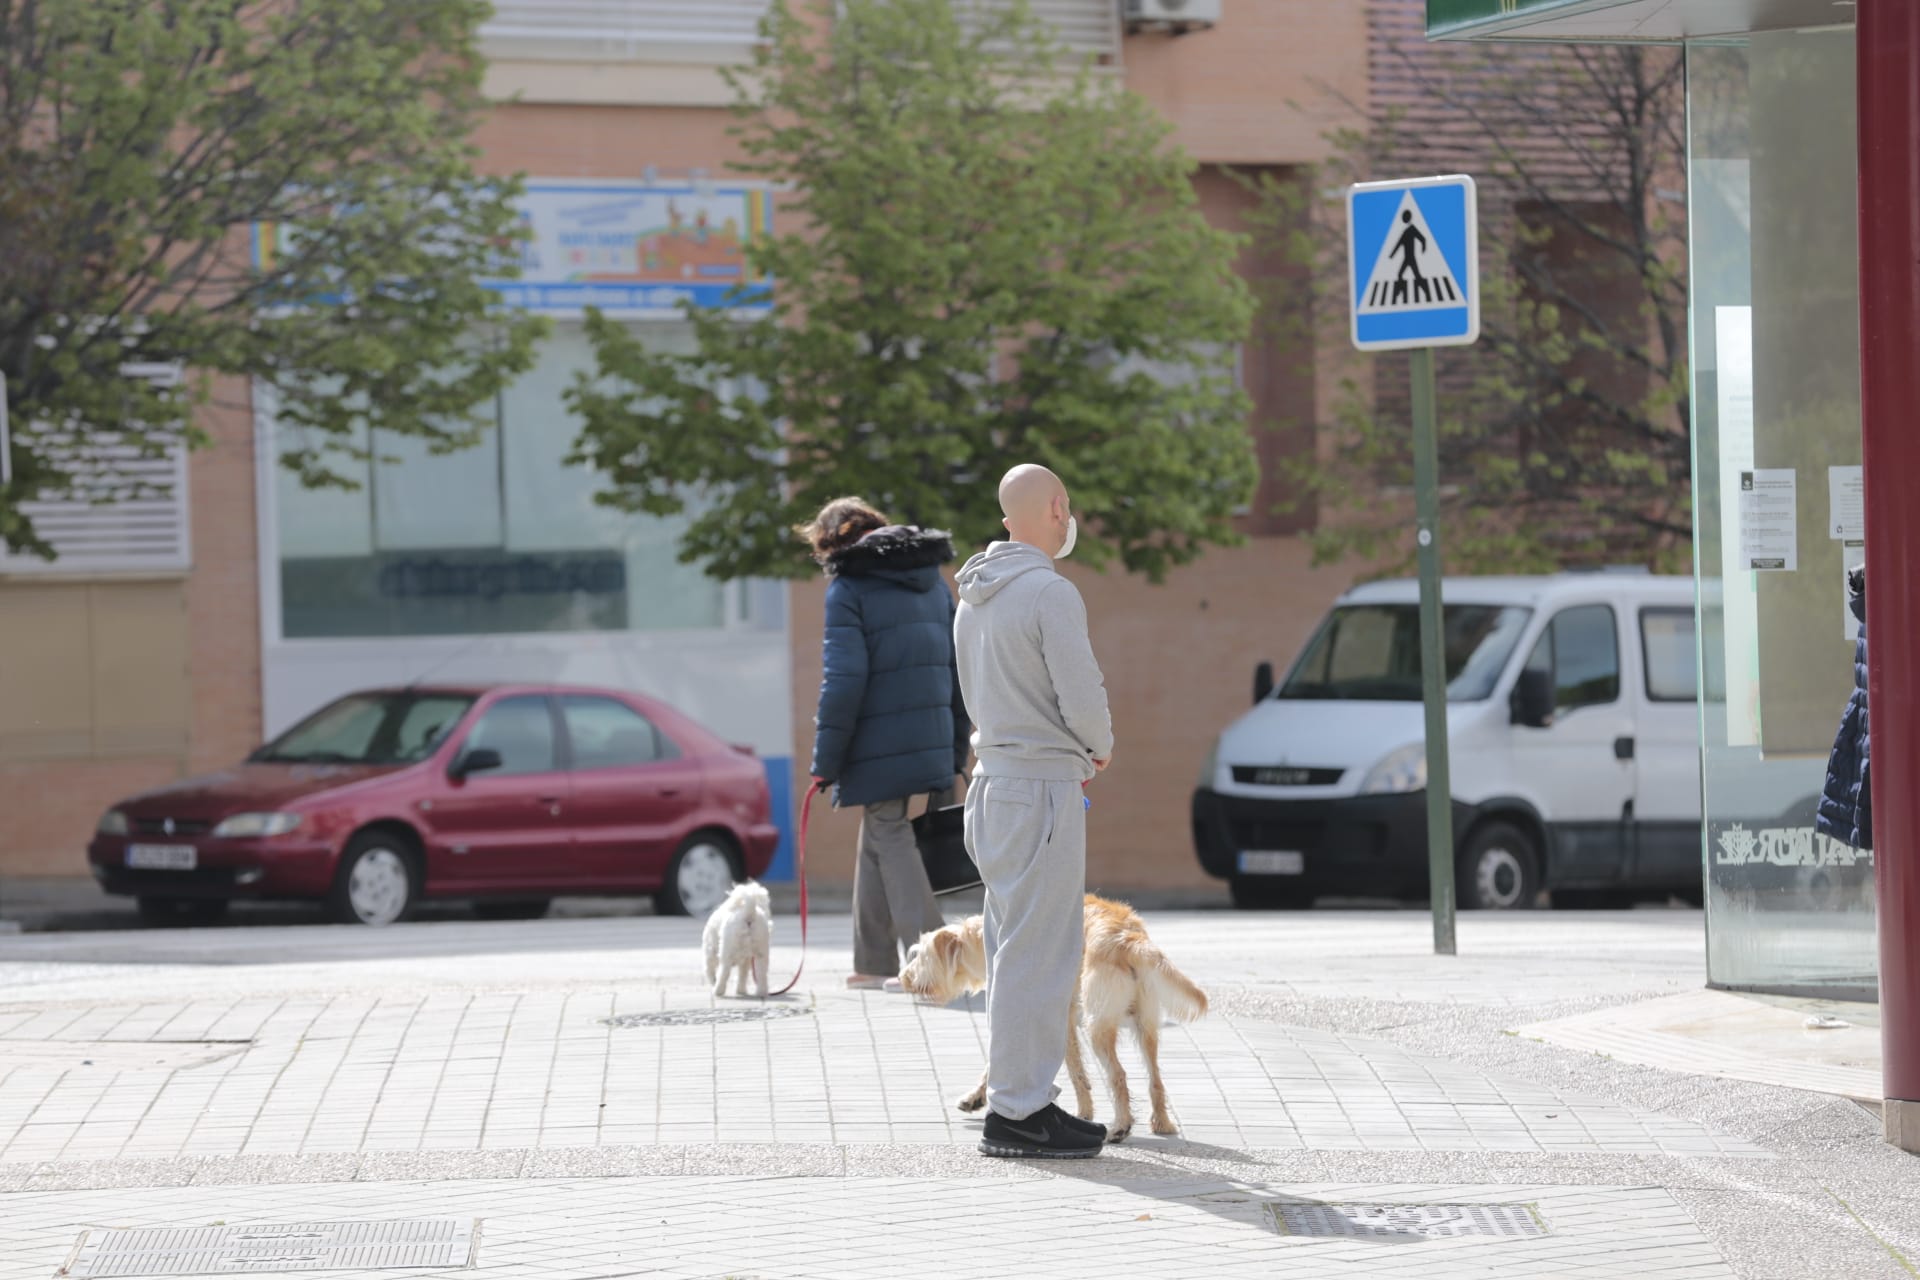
xmin=1150 ymin=1118 xmax=1179 ymax=1137
xmin=956 ymin=1092 xmax=987 ymax=1113
xmin=1106 ymin=1124 xmax=1132 ymax=1144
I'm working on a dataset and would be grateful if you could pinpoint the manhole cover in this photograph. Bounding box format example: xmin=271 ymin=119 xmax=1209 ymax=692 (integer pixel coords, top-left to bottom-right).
xmin=1274 ymin=1203 xmax=1547 ymax=1241
xmin=604 ymin=1006 xmax=810 ymax=1028
xmin=64 ymin=1219 xmax=476 ymax=1276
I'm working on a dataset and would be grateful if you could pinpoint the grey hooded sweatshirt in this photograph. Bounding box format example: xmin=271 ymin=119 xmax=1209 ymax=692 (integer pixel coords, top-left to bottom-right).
xmin=953 ymin=541 xmax=1114 ymax=781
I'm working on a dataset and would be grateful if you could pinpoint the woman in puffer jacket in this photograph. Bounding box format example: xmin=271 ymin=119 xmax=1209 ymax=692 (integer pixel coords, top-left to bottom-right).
xmin=798 ymin=498 xmax=971 ymax=989
xmin=1816 ymin=563 xmax=1871 ymax=850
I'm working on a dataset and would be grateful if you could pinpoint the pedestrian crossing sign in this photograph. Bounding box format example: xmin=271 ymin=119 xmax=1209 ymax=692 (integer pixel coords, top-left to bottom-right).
xmin=1347 ymin=174 xmax=1479 ymax=352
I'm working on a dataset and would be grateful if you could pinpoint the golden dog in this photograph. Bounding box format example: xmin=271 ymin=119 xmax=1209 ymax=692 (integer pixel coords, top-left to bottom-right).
xmin=898 ymin=893 xmax=1208 ymax=1141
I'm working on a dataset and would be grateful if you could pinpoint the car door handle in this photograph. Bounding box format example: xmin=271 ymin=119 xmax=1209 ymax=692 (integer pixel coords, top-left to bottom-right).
xmin=537 ymin=795 xmax=563 ymax=816
xmin=1614 ymin=736 xmax=1635 ymax=761
xmin=657 ymin=787 xmax=682 ymax=798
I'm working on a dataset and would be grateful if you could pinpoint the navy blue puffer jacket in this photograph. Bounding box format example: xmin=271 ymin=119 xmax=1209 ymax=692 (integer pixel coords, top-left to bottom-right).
xmin=810 ymin=526 xmax=971 ymax=808
xmin=1816 ymin=566 xmax=1871 ymax=850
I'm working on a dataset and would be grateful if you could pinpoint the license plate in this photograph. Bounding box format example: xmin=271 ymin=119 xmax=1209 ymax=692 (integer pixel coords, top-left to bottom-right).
xmin=127 ymin=844 xmax=197 ymax=871
xmin=1237 ymin=850 xmax=1304 ymax=875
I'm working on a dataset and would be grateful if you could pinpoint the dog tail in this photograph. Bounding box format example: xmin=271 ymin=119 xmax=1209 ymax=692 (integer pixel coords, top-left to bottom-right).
xmin=1145 ymin=953 xmax=1209 ymax=1024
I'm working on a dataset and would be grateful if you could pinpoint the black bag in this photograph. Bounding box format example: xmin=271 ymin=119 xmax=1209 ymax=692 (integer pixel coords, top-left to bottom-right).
xmin=912 ymin=791 xmax=980 ymax=895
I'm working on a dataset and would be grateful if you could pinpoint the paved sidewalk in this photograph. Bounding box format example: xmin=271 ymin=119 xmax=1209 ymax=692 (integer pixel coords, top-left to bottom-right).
xmin=3 ymin=1174 xmax=1735 ymax=1280
xmin=0 ymin=910 xmax=1914 ymax=1279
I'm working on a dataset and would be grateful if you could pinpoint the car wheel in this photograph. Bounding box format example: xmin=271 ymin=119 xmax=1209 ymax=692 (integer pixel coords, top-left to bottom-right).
xmin=136 ymin=897 xmax=230 ymax=927
xmin=655 ymin=835 xmax=741 ymax=917
xmin=1229 ymin=877 xmax=1314 ymax=910
xmin=473 ymin=899 xmax=552 ymax=921
xmin=1457 ymin=822 xmax=1539 ymax=910
xmin=328 ymin=832 xmax=419 ymax=926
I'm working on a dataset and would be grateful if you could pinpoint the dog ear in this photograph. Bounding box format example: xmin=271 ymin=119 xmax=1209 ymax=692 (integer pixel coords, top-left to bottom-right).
xmin=933 ymin=930 xmax=961 ymax=964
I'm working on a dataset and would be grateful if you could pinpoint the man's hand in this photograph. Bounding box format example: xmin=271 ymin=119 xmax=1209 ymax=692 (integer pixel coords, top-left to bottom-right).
xmin=811 ymin=776 xmax=832 ymax=793
xmin=1092 ymin=756 xmax=1111 ymax=773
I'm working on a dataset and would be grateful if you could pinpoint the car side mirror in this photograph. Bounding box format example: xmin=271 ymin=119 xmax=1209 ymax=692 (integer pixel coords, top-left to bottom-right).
xmin=1253 ymin=661 xmax=1275 ymax=706
xmin=1511 ymin=668 xmax=1555 ymax=729
xmin=452 ymin=746 xmax=503 ymax=779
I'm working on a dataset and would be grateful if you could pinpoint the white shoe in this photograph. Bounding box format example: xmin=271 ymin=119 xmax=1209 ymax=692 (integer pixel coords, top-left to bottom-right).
xmin=846 ymin=974 xmax=888 ymax=990
xmin=881 ymin=978 xmax=905 ymax=994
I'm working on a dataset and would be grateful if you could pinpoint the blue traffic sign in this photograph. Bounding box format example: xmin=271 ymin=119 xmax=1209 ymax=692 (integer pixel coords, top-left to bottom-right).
xmin=1347 ymin=175 xmax=1479 ymax=352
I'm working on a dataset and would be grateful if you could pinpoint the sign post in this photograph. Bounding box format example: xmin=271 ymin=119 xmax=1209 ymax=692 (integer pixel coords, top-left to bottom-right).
xmin=1347 ymin=174 xmax=1479 ymax=957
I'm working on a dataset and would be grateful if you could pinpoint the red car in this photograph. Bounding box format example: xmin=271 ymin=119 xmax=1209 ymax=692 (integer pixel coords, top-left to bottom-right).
xmin=88 ymin=683 xmax=780 ymax=926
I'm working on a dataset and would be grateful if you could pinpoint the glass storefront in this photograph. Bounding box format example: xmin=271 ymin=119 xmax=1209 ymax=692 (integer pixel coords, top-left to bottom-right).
xmin=274 ymin=324 xmax=733 ymax=639
xmin=1687 ymin=31 xmax=1876 ymax=997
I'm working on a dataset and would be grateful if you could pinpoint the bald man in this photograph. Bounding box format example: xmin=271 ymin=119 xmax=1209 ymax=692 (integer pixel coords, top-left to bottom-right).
xmin=952 ymin=464 xmax=1113 ymax=1159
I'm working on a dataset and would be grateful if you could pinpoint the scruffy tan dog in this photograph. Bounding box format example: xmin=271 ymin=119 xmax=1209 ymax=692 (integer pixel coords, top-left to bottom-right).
xmin=897 ymin=893 xmax=1208 ymax=1141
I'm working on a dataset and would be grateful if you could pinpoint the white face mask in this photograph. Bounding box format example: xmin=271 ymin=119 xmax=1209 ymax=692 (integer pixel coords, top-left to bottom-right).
xmin=1055 ymin=515 xmax=1077 ymax=560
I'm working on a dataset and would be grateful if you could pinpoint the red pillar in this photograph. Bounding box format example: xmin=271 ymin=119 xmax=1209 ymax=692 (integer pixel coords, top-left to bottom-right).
xmin=1858 ymin=0 xmax=1920 ymax=1152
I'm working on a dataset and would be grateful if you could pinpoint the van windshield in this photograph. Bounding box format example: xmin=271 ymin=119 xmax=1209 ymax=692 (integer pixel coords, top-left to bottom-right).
xmin=1279 ymin=605 xmax=1531 ymax=703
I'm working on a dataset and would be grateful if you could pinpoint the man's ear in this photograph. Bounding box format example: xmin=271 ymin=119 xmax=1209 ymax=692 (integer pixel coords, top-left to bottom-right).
xmin=1002 ymin=516 xmax=1011 ymax=533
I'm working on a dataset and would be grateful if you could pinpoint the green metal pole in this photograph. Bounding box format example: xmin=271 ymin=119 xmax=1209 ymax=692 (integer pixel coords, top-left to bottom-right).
xmin=1410 ymin=346 xmax=1456 ymax=957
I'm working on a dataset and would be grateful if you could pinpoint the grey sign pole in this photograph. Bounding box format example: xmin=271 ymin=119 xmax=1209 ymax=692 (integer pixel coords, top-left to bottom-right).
xmin=1409 ymin=347 xmax=1456 ymax=956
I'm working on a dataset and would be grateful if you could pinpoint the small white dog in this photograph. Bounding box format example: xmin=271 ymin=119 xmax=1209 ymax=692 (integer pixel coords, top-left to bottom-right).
xmin=703 ymin=881 xmax=772 ymax=998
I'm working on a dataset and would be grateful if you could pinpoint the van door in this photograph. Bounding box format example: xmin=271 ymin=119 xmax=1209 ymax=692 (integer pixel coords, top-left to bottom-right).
xmin=1515 ymin=604 xmax=1635 ymax=884
xmin=1631 ymin=606 xmax=1704 ymax=891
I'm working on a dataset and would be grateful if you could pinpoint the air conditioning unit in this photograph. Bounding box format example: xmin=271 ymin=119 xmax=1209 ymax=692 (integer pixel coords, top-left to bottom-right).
xmin=1122 ymin=0 xmax=1222 ymax=34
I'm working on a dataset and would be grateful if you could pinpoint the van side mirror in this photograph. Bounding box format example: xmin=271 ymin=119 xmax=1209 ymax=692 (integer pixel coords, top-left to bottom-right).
xmin=1511 ymin=669 xmax=1555 ymax=729
xmin=1253 ymin=661 xmax=1275 ymax=706
xmin=451 ymin=746 xmax=503 ymax=779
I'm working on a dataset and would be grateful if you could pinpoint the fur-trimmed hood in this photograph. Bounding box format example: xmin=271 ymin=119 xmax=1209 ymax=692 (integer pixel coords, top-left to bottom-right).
xmin=825 ymin=525 xmax=956 ymax=590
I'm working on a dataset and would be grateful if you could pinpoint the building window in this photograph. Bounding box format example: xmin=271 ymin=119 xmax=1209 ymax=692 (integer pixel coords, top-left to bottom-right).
xmin=479 ymin=1 xmax=772 ymax=61
xmin=274 ymin=324 xmax=730 ymax=640
xmin=0 ymin=364 xmax=191 ymax=577
xmin=955 ymin=0 xmax=1121 ymax=63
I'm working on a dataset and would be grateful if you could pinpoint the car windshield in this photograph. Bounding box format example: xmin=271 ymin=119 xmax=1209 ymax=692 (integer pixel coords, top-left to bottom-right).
xmin=1279 ymin=604 xmax=1532 ymax=703
xmin=252 ymin=692 xmax=476 ymax=765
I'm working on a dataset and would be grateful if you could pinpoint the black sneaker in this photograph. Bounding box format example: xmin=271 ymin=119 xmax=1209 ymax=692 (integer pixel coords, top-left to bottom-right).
xmin=1057 ymin=1108 xmax=1107 ymax=1139
xmin=979 ymin=1104 xmax=1104 ymax=1159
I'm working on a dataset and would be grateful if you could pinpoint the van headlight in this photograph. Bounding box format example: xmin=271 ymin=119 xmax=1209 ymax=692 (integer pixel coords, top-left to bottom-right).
xmin=1197 ymin=741 xmax=1220 ymax=789
xmin=97 ymin=810 xmax=130 ymax=836
xmin=212 ymin=813 xmax=303 ymax=838
xmin=1360 ymin=743 xmax=1427 ymax=794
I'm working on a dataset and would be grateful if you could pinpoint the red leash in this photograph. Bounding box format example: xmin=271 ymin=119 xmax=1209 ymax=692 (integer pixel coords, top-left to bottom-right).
xmin=771 ymin=781 xmax=821 ymax=997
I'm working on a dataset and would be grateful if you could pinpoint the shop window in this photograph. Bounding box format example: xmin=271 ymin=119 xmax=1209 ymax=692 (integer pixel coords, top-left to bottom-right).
xmin=560 ymin=694 xmax=680 ymax=769
xmin=1525 ymin=605 xmax=1620 ymax=713
xmin=1640 ymin=608 xmax=1696 ymax=703
xmin=462 ymin=696 xmax=559 ymax=777
xmin=275 ymin=324 xmax=730 ymax=640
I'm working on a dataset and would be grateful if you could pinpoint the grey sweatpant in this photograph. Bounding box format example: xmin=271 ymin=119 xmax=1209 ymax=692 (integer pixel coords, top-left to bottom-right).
xmin=852 ymin=796 xmax=949 ymax=979
xmin=966 ymin=775 xmax=1086 ymax=1121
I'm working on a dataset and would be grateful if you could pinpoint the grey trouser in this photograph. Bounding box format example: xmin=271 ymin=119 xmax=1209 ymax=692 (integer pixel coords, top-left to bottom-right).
xmin=852 ymin=795 xmax=949 ymax=978
xmin=966 ymin=776 xmax=1086 ymax=1121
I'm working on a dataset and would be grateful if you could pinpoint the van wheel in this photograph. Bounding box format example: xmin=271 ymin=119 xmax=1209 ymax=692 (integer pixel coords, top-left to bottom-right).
xmin=1456 ymin=822 xmax=1539 ymax=910
xmin=1230 ymin=878 xmax=1314 ymax=910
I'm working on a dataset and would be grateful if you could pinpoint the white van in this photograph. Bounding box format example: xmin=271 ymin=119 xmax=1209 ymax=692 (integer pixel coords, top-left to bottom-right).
xmin=1193 ymin=573 xmax=1718 ymax=910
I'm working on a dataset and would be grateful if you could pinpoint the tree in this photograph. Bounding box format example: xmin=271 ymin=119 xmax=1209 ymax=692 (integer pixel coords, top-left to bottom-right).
xmin=0 ymin=0 xmax=545 ymax=558
xmin=567 ymin=0 xmax=1257 ymax=582
xmin=1255 ymin=30 xmax=1688 ymax=572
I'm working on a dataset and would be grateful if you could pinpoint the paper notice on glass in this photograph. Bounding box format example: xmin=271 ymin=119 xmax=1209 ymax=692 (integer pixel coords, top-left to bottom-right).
xmin=1842 ymin=541 xmax=1865 ymax=641
xmin=1739 ymin=468 xmax=1797 ymax=571
xmin=1828 ymin=465 xmax=1864 ymax=540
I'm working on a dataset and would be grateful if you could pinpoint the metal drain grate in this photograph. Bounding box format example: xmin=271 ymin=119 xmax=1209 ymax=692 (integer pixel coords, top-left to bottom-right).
xmin=64 ymin=1219 xmax=476 ymax=1276
xmin=1274 ymin=1203 xmax=1546 ymax=1241
xmin=604 ymin=1006 xmax=810 ymax=1028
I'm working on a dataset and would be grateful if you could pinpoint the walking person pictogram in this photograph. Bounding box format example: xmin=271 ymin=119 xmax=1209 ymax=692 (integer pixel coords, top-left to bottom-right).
xmin=1392 ymin=210 xmax=1432 ymax=305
